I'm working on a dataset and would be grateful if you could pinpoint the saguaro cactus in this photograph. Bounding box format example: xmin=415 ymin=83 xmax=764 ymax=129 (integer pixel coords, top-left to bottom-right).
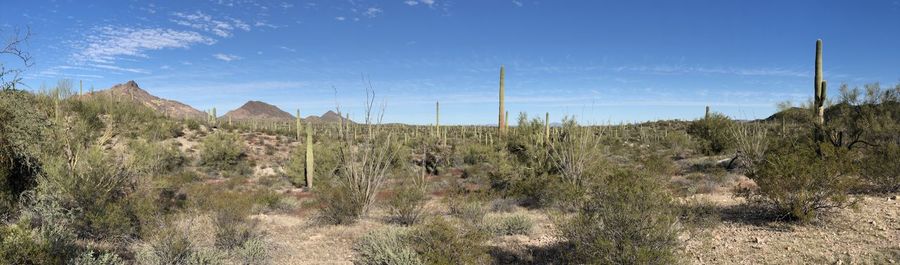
xmin=544 ymin=112 xmax=550 ymax=145
xmin=705 ymin=106 xmax=710 ymax=119
xmin=499 ymin=66 xmax=506 ymax=136
xmin=813 ymin=39 xmax=826 ymax=126
xmin=435 ymin=101 xmax=440 ymax=138
xmin=296 ymin=109 xmax=302 ymax=141
xmin=305 ymin=124 xmax=314 ymax=189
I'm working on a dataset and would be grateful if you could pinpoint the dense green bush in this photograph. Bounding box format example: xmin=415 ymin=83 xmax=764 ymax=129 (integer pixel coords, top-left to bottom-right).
xmin=386 ymin=180 xmax=428 ymax=226
xmin=687 ymin=113 xmax=736 ymax=155
xmin=128 ymin=139 xmax=185 ymax=176
xmin=354 ymin=217 xmax=489 ymax=265
xmin=410 ymin=217 xmax=489 ymax=265
xmin=0 ymin=90 xmax=50 ymax=216
xmin=199 ymin=132 xmax=246 ymax=172
xmin=862 ymin=143 xmax=900 ymax=192
xmin=558 ymin=170 xmax=681 ymax=264
xmin=316 ymin=181 xmax=366 ymax=225
xmin=746 ymin=137 xmax=859 ymax=222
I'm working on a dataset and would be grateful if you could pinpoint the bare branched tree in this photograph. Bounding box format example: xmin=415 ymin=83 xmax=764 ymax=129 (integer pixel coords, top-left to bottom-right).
xmin=333 ymin=76 xmax=397 ymax=217
xmin=1 ymin=26 xmax=33 ymax=90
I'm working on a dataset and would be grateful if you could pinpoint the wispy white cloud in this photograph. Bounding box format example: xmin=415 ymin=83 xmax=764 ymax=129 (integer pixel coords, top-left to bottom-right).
xmin=170 ymin=11 xmax=250 ymax=37
xmin=335 ymin=16 xmax=346 ymax=21
xmin=72 ymin=26 xmax=215 ymax=66
xmin=405 ymin=0 xmax=435 ymax=7
xmin=213 ymin=53 xmax=242 ymax=61
xmin=614 ymin=65 xmax=807 ymax=78
xmin=278 ymin=46 xmax=297 ymax=52
xmin=512 ymin=0 xmax=523 ymax=7
xmin=364 ymin=7 xmax=383 ymax=18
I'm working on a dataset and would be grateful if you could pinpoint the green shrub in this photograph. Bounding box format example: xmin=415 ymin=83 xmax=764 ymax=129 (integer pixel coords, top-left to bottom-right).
xmin=0 ymin=89 xmax=50 ymax=216
xmin=447 ymin=198 xmax=486 ymax=225
xmin=316 ymin=181 xmax=366 ymax=225
xmin=0 ymin=222 xmax=60 ymax=264
xmin=861 ymin=142 xmax=900 ymax=192
xmin=133 ymin=226 xmax=196 ymax=265
xmin=558 ymin=170 xmax=681 ymax=264
xmin=128 ymin=139 xmax=185 ymax=176
xmin=353 ymin=227 xmax=422 ymax=265
xmin=746 ymin=139 xmax=860 ymax=222
xmin=199 ymin=132 xmax=246 ymax=172
xmin=687 ymin=113 xmax=736 ymax=155
xmin=410 ymin=217 xmax=490 ymax=265
xmin=70 ymin=250 xmax=125 ymax=265
xmin=485 ymin=214 xmax=533 ymax=236
xmin=386 ymin=182 xmax=428 ymax=226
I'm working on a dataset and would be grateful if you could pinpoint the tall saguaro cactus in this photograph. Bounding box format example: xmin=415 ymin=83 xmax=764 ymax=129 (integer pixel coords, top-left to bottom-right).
xmin=305 ymin=124 xmax=314 ymax=189
xmin=705 ymin=106 xmax=710 ymax=119
xmin=499 ymin=66 xmax=506 ymax=136
xmin=435 ymin=101 xmax=440 ymax=138
xmin=813 ymin=39 xmax=826 ymax=126
xmin=544 ymin=112 xmax=550 ymax=145
xmin=296 ymin=109 xmax=302 ymax=141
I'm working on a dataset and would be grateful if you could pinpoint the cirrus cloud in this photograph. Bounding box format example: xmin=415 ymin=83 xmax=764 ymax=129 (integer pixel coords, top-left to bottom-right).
xmin=72 ymin=26 xmax=215 ymax=65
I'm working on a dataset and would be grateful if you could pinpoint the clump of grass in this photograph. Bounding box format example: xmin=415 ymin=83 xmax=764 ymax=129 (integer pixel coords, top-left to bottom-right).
xmin=485 ymin=213 xmax=533 ymax=236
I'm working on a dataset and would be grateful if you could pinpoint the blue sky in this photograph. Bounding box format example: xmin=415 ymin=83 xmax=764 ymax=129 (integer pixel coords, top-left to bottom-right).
xmin=3 ymin=0 xmax=899 ymax=124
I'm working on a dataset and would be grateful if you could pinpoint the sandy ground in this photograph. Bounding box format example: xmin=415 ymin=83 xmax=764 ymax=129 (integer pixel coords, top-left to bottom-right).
xmin=252 ymin=192 xmax=899 ymax=265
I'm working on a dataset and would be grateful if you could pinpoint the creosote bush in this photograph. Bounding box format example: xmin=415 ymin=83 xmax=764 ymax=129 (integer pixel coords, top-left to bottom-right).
xmin=687 ymin=112 xmax=735 ymax=155
xmin=199 ymin=132 xmax=246 ymax=172
xmin=558 ymin=170 xmax=681 ymax=264
xmin=386 ymin=180 xmax=428 ymax=226
xmin=745 ymin=138 xmax=859 ymax=222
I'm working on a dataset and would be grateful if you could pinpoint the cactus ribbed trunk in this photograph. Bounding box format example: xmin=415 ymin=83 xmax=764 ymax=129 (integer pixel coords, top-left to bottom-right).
xmin=296 ymin=109 xmax=302 ymax=141
xmin=505 ymin=111 xmax=509 ymax=132
xmin=705 ymin=106 xmax=710 ymax=119
xmin=814 ymin=39 xmax=826 ymax=126
xmin=499 ymin=66 xmax=506 ymax=136
xmin=435 ymin=101 xmax=440 ymax=138
xmin=544 ymin=112 xmax=550 ymax=145
xmin=305 ymin=124 xmax=314 ymax=189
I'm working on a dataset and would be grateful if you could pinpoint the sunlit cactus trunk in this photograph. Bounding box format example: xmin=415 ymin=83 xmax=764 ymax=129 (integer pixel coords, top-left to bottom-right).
xmin=296 ymin=109 xmax=302 ymax=141
xmin=814 ymin=39 xmax=826 ymax=126
xmin=498 ymin=66 xmax=506 ymax=137
xmin=435 ymin=101 xmax=440 ymax=138
xmin=306 ymin=124 xmax=314 ymax=189
xmin=544 ymin=112 xmax=550 ymax=145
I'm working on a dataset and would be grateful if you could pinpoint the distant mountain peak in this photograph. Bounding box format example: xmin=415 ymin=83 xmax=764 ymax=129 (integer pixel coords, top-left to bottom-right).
xmin=223 ymin=100 xmax=294 ymax=121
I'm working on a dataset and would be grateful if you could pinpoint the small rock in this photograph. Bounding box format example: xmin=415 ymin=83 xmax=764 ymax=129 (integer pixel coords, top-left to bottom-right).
xmin=752 ymin=237 xmax=764 ymax=244
xmin=890 ymin=195 xmax=898 ymax=200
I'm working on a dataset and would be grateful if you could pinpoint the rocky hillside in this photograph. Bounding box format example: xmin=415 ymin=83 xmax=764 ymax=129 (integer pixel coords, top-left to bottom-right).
xmin=223 ymin=101 xmax=295 ymax=121
xmin=87 ymin=80 xmax=206 ymax=119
